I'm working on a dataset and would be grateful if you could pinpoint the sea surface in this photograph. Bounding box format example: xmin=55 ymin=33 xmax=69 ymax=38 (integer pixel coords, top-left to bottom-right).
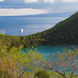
xmin=0 ymin=16 xmax=67 ymax=36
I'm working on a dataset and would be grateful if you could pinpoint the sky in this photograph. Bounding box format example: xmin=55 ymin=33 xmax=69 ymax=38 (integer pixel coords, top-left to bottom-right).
xmin=0 ymin=0 xmax=78 ymax=16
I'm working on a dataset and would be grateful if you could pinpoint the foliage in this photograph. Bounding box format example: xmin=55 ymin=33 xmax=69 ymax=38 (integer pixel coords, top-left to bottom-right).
xmin=43 ymin=49 xmax=78 ymax=78
xmin=1 ymin=44 xmax=78 ymax=78
xmin=1 ymin=12 xmax=78 ymax=49
xmin=34 ymin=69 xmax=50 ymax=78
xmin=0 ymin=47 xmax=44 ymax=78
xmin=1 ymin=12 xmax=78 ymax=78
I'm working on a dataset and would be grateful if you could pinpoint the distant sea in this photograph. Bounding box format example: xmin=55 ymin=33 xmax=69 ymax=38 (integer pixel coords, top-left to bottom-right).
xmin=0 ymin=16 xmax=67 ymax=36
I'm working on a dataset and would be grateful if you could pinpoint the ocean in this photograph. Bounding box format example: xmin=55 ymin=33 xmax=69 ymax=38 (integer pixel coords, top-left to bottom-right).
xmin=0 ymin=16 xmax=67 ymax=36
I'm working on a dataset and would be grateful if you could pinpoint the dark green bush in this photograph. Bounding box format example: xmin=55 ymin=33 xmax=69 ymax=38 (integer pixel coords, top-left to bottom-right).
xmin=34 ymin=70 xmax=50 ymax=78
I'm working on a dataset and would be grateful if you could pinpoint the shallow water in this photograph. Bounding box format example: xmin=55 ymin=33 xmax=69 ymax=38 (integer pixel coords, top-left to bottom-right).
xmin=24 ymin=45 xmax=78 ymax=59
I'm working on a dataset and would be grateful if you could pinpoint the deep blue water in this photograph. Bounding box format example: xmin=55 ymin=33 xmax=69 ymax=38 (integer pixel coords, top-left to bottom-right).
xmin=0 ymin=16 xmax=67 ymax=36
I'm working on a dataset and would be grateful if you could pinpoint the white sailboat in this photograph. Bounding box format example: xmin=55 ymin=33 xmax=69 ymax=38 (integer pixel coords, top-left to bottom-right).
xmin=20 ymin=28 xmax=24 ymax=33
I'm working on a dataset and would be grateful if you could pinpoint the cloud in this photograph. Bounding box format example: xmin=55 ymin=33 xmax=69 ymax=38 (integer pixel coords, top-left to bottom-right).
xmin=62 ymin=0 xmax=78 ymax=2
xmin=0 ymin=8 xmax=49 ymax=16
xmin=44 ymin=0 xmax=55 ymax=3
xmin=24 ymin=0 xmax=55 ymax=3
xmin=44 ymin=0 xmax=78 ymax=3
xmin=29 ymin=0 xmax=78 ymax=3
xmin=24 ymin=0 xmax=38 ymax=3
xmin=24 ymin=0 xmax=78 ymax=4
xmin=0 ymin=0 xmax=4 ymax=2
xmin=62 ymin=0 xmax=73 ymax=2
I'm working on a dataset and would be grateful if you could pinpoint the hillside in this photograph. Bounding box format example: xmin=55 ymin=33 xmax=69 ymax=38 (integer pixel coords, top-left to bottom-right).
xmin=27 ymin=11 xmax=78 ymax=45
xmin=1 ymin=12 xmax=78 ymax=49
xmin=43 ymin=12 xmax=78 ymax=44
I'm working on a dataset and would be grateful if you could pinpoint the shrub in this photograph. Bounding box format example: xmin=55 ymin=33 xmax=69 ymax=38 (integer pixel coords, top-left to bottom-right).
xmin=34 ymin=70 xmax=50 ymax=78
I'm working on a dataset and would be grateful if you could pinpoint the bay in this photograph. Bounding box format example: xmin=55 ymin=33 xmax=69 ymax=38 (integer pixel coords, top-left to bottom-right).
xmin=24 ymin=45 xmax=78 ymax=59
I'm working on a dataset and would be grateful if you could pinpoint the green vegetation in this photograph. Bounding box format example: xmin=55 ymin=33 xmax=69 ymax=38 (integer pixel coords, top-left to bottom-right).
xmin=1 ymin=12 xmax=78 ymax=78
xmin=34 ymin=70 xmax=50 ymax=78
xmin=0 ymin=33 xmax=45 ymax=49
xmin=1 ymin=46 xmax=78 ymax=78
xmin=1 ymin=12 xmax=78 ymax=49
xmin=0 ymin=46 xmax=45 ymax=78
xmin=1 ymin=35 xmax=78 ymax=78
xmin=44 ymin=12 xmax=78 ymax=44
xmin=21 ymin=12 xmax=78 ymax=45
xmin=44 ymin=49 xmax=78 ymax=78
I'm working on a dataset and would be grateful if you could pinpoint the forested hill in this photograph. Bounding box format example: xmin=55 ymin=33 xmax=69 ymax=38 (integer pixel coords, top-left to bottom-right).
xmin=43 ymin=12 xmax=78 ymax=44
xmin=0 ymin=12 xmax=78 ymax=49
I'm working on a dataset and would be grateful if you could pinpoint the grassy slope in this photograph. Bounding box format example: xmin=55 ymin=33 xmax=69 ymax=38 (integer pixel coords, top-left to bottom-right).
xmin=0 ymin=12 xmax=78 ymax=49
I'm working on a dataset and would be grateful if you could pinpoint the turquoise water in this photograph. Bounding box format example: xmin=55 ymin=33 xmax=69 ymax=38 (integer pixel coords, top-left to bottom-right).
xmin=0 ymin=16 xmax=67 ymax=36
xmin=24 ymin=45 xmax=78 ymax=59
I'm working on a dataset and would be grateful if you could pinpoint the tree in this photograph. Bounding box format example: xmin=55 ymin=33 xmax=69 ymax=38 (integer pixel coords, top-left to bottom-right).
xmin=41 ymin=49 xmax=78 ymax=78
xmin=0 ymin=47 xmax=44 ymax=78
